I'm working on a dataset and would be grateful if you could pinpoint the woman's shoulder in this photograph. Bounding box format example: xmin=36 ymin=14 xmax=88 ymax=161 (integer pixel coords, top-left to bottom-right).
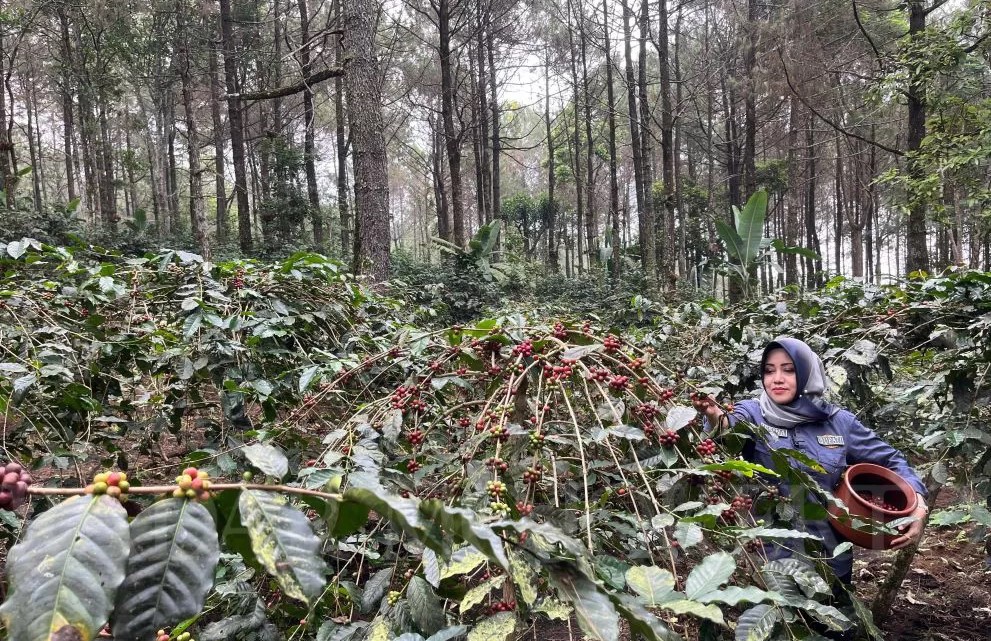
xmin=732 ymin=399 xmax=762 ymax=421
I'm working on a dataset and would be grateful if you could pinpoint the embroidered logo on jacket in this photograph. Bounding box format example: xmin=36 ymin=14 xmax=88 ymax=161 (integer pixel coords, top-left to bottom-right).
xmin=817 ymin=434 xmax=844 ymax=446
xmin=763 ymin=425 xmax=789 ymax=439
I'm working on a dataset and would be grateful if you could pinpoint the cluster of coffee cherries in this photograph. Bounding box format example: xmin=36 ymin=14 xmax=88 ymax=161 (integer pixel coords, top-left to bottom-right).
xmin=406 ymin=429 xmax=425 ymax=447
xmin=485 ymin=456 xmax=509 ymax=472
xmin=89 ymin=471 xmax=131 ymax=499
xmin=865 ymin=494 xmax=897 ymax=511
xmin=0 ymin=462 xmax=31 ymax=509
xmin=659 ymin=429 xmax=680 ymax=448
xmin=552 ymin=322 xmax=568 ymax=339
xmin=602 ymin=334 xmax=622 ymax=352
xmin=487 ymin=600 xmax=516 ymax=614
xmin=696 ymin=439 xmax=718 ymax=456
xmin=515 ymin=501 xmax=533 ymax=516
xmin=387 ymin=590 xmax=402 ymax=606
xmin=522 ymin=464 xmax=542 ymax=484
xmin=173 ymin=467 xmax=212 ymax=501
xmin=607 ymin=374 xmax=630 ymax=392
xmin=157 ymin=631 xmax=193 ymax=641
xmin=589 ymin=367 xmax=611 ymax=383
xmin=511 ymin=339 xmax=535 ymax=357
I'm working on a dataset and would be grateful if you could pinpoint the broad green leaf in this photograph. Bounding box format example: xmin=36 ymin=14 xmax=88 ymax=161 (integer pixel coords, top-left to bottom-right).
xmin=661 ymin=600 xmax=725 ymax=625
xmin=200 ymin=598 xmax=278 ymax=641
xmin=549 ymin=572 xmax=619 ymax=641
xmin=535 ymin=598 xmax=572 ymax=621
xmin=684 ymin=552 xmax=735 ymax=600
xmin=673 ymin=521 xmax=703 ymax=548
xmin=367 ymin=617 xmax=391 ymax=641
xmin=796 ymin=600 xmax=853 ymax=631
xmin=715 ymin=220 xmax=746 ymax=263
xmin=665 ymin=406 xmax=697 ymax=430
xmin=625 ymin=566 xmax=676 ymax=605
xmin=239 ymin=490 xmax=328 ymax=604
xmin=607 ymin=592 xmax=682 ymax=641
xmin=242 ymin=443 xmax=289 ymax=479
xmin=762 ymin=560 xmax=830 ymax=599
xmin=734 ymin=604 xmax=781 ymax=641
xmin=460 ymin=575 xmax=506 ymax=613
xmin=299 ymin=365 xmax=320 ymax=393
xmin=331 ymin=500 xmax=370 ymax=538
xmin=507 ymin=550 xmax=538 ymax=607
xmin=0 ymin=496 xmax=130 ymax=641
xmin=420 ymin=502 xmax=507 ymax=569
xmin=344 ymin=487 xmax=446 ymax=555
xmin=407 ymin=576 xmax=445 ymax=636
xmin=596 ymin=555 xmax=630 ymax=591
xmin=699 ymin=586 xmax=784 ymax=607
xmin=316 ymin=621 xmax=369 ymax=641
xmin=111 ymin=499 xmax=220 ymax=641
xmin=440 ymin=547 xmax=487 ymax=579
xmin=845 ymin=590 xmax=884 ymax=641
xmin=736 ymin=527 xmax=822 ymax=541
xmin=361 ymin=568 xmax=394 ymax=614
xmin=699 ymin=460 xmax=776 ymax=478
xmin=427 ymin=626 xmax=467 ymax=641
xmin=490 ymin=518 xmax=586 ymax=557
xmin=422 ymin=548 xmax=442 ymax=588
xmin=737 ymin=190 xmax=768 ymax=265
xmin=466 ymin=612 xmax=516 ymax=641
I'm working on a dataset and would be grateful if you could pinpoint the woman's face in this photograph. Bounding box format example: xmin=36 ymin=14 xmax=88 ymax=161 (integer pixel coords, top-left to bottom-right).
xmin=763 ymin=348 xmax=798 ymax=404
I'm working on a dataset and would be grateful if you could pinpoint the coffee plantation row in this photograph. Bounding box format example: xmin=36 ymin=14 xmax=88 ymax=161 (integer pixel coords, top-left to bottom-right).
xmin=0 ymin=238 xmax=988 ymax=641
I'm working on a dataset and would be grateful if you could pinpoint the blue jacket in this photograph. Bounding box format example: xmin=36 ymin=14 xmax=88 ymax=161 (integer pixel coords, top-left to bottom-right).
xmin=726 ymin=399 xmax=926 ymax=581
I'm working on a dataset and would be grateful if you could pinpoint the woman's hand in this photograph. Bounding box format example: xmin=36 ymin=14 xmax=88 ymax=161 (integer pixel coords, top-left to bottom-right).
xmin=889 ymin=495 xmax=928 ymax=550
xmin=690 ymin=393 xmax=727 ymax=430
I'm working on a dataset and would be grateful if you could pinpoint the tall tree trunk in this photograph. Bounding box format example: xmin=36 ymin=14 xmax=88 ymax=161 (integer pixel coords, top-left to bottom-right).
xmin=804 ymin=119 xmax=823 ymax=287
xmin=603 ymin=0 xmax=621 ymax=280
xmin=579 ymin=3 xmax=597 ymax=265
xmin=545 ymin=46 xmax=558 ymax=272
xmin=24 ymin=73 xmax=42 ymax=212
xmin=566 ymin=2 xmax=585 ymax=272
xmin=904 ymin=0 xmax=930 ymax=274
xmin=297 ymin=0 xmax=323 ymax=244
xmin=438 ymin=0 xmax=465 ymax=247
xmin=621 ymin=0 xmax=645 ymax=265
xmin=487 ymin=21 xmax=501 ymax=238
xmin=432 ymin=113 xmax=451 ymax=241
xmin=208 ymin=35 xmax=228 ymax=242
xmin=98 ymin=93 xmax=118 ymax=230
xmin=335 ymin=0 xmax=351 ymax=257
xmin=58 ymin=8 xmax=77 ymax=203
xmin=656 ymin=0 xmax=676 ymax=284
xmin=476 ymin=6 xmax=491 ymax=224
xmin=742 ymin=0 xmax=758 ymax=197
xmin=218 ymin=0 xmax=252 ymax=252
xmin=638 ymin=0 xmax=656 ymax=286
xmin=165 ymin=100 xmax=180 ymax=232
xmin=343 ymin=0 xmax=391 ymax=279
xmin=178 ymin=0 xmax=209 ymax=258
xmin=784 ymin=95 xmax=801 ymax=285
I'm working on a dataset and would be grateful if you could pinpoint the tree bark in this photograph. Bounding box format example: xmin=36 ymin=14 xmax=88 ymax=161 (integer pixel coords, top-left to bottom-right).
xmin=487 ymin=21 xmax=501 ymax=236
xmin=335 ymin=0 xmax=351 ymax=257
xmin=656 ymin=0 xmax=676 ymax=284
xmin=603 ymin=0 xmax=621 ymax=280
xmin=343 ymin=0 xmax=391 ymax=280
xmin=296 ymin=0 xmax=323 ymax=244
xmin=208 ymin=34 xmax=228 ymax=243
xmin=218 ymin=0 xmax=252 ymax=252
xmin=638 ymin=0 xmax=656 ymax=286
xmin=438 ymin=0 xmax=465 ymax=247
xmin=178 ymin=0 xmax=209 ymax=259
xmin=566 ymin=1 xmax=585 ymax=272
xmin=545 ymin=46 xmax=557 ymax=272
xmin=905 ymin=0 xmax=930 ymax=274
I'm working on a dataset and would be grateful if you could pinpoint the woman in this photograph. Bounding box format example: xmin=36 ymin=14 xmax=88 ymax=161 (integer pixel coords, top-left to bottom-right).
xmin=693 ymin=336 xmax=928 ymax=584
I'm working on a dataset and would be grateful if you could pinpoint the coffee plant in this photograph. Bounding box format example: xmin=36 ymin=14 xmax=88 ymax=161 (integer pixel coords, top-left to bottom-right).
xmin=1 ymin=238 xmax=988 ymax=641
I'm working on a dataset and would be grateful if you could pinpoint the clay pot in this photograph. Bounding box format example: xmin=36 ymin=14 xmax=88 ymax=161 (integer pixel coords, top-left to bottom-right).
xmin=827 ymin=462 xmax=919 ymax=550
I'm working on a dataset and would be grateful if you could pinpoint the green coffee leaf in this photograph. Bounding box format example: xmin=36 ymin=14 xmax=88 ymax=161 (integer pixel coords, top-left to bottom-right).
xmin=684 ymin=552 xmax=735 ymax=600
xmin=0 ymin=496 xmax=130 ymax=641
xmin=625 ymin=565 xmax=676 ymax=605
xmin=734 ymin=604 xmax=781 ymax=641
xmin=242 ymin=443 xmax=289 ymax=479
xmin=407 ymin=576 xmax=445 ymax=636
xmin=239 ymin=489 xmax=328 ymax=604
xmin=466 ymin=612 xmax=516 ymax=641
xmin=111 ymin=499 xmax=220 ymax=641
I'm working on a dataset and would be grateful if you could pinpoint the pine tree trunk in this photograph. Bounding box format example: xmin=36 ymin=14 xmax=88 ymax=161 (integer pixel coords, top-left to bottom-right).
xmin=438 ymin=0 xmax=465 ymax=247
xmin=638 ymin=0 xmax=656 ymax=286
xmin=657 ymin=0 xmax=676 ymax=284
xmin=487 ymin=24 xmax=501 ymax=237
xmin=218 ymin=0 xmax=252 ymax=252
xmin=545 ymin=46 xmax=558 ymax=272
xmin=178 ymin=0 xmax=209 ymax=259
xmin=905 ymin=0 xmax=930 ymax=274
xmin=335 ymin=0 xmax=351 ymax=257
xmin=603 ymin=0 xmax=621 ymax=281
xmin=343 ymin=0 xmax=391 ymax=280
xmin=566 ymin=5 xmax=585 ymax=273
xmin=208 ymin=35 xmax=228 ymax=243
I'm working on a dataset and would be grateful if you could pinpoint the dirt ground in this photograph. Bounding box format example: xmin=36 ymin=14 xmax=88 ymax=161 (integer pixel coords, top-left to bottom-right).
xmin=853 ymin=489 xmax=991 ymax=641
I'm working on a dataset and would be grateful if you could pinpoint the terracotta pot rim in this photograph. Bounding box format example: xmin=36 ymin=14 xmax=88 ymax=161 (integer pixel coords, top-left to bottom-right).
xmin=827 ymin=462 xmax=918 ymax=550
